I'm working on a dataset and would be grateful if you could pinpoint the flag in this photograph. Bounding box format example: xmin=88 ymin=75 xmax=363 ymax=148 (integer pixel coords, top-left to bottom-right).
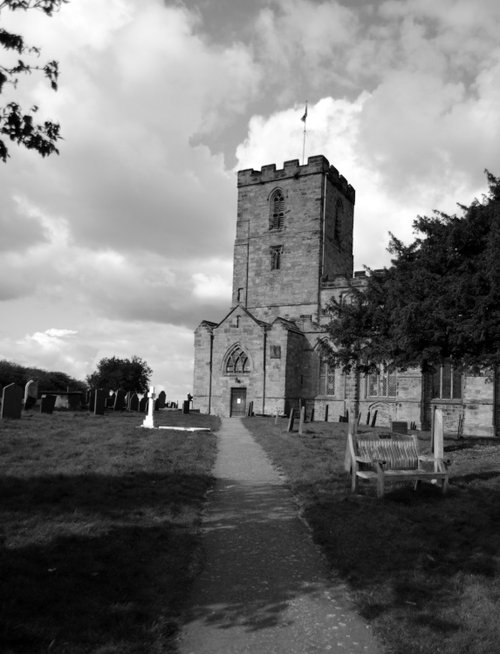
xmin=301 ymin=103 xmax=308 ymax=122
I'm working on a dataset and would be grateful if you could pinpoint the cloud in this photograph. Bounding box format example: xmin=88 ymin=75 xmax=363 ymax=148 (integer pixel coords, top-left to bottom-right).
xmin=235 ymin=92 xmax=493 ymax=270
xmin=2 ymin=0 xmax=499 ymax=399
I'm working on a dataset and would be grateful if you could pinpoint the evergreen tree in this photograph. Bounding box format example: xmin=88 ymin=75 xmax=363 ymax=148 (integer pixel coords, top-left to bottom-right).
xmin=0 ymin=0 xmax=66 ymax=162
xmin=323 ymin=171 xmax=500 ymax=374
xmin=86 ymin=356 xmax=152 ymax=393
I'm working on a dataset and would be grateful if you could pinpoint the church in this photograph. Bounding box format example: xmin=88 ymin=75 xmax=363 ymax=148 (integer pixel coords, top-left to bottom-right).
xmin=193 ymin=154 xmax=499 ymax=437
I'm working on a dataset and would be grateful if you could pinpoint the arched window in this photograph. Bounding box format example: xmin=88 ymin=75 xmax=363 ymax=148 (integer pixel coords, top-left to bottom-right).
xmin=319 ymin=356 xmax=336 ymax=396
xmin=225 ymin=346 xmax=250 ymax=374
xmin=334 ymin=199 xmax=343 ymax=243
xmin=270 ymin=189 xmax=285 ymax=230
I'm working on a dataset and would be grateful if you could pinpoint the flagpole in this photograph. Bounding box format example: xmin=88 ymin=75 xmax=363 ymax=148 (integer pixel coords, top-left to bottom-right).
xmin=301 ymin=101 xmax=308 ymax=165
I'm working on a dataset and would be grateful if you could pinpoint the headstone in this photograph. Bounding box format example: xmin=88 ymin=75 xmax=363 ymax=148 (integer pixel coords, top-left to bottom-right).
xmin=88 ymin=389 xmax=96 ymax=412
xmin=40 ymin=394 xmax=56 ymax=414
xmin=67 ymin=393 xmax=83 ymax=410
xmin=24 ymin=379 xmax=38 ymax=410
xmin=114 ymin=390 xmax=126 ymax=411
xmin=54 ymin=395 xmax=69 ymax=409
xmin=345 ymin=415 xmax=358 ymax=472
xmin=309 ymin=407 xmax=315 ymax=422
xmin=139 ymin=395 xmax=148 ymax=412
xmin=287 ymin=410 xmax=295 ymax=432
xmin=157 ymin=390 xmax=166 ymax=409
xmin=129 ymin=393 xmax=139 ymax=412
xmin=183 ymin=400 xmax=190 ymax=414
xmin=370 ymin=410 xmax=378 ymax=427
xmin=391 ymin=420 xmax=408 ymax=434
xmin=324 ymin=404 xmax=329 ymax=422
xmin=366 ymin=411 xmax=371 ymax=425
xmin=1 ymin=383 xmax=23 ymax=419
xmin=124 ymin=392 xmax=132 ymax=410
xmin=94 ymin=389 xmax=106 ymax=415
xmin=433 ymin=408 xmax=444 ymax=470
xmin=107 ymin=392 xmax=116 ymax=408
xmin=142 ymin=387 xmax=156 ymax=428
xmin=298 ymin=406 xmax=305 ymax=435
xmin=247 ymin=400 xmax=254 ymax=417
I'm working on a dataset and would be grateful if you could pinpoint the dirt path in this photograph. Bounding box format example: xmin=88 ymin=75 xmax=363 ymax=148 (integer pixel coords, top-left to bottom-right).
xmin=177 ymin=418 xmax=381 ymax=653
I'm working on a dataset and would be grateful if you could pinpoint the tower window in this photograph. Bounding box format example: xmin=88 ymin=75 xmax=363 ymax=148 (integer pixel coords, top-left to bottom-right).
xmin=270 ymin=245 xmax=283 ymax=270
xmin=334 ymin=199 xmax=343 ymax=244
xmin=225 ymin=346 xmax=250 ymax=374
xmin=270 ymin=189 xmax=285 ymax=230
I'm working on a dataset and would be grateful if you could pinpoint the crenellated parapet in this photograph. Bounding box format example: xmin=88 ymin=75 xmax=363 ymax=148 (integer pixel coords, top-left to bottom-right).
xmin=237 ymin=155 xmax=355 ymax=203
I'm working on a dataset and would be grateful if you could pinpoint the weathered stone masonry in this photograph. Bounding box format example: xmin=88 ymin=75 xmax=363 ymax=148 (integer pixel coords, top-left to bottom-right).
xmin=193 ymin=154 xmax=500 ymax=436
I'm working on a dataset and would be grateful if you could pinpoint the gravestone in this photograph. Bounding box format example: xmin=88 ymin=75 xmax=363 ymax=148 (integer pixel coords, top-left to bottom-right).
xmin=157 ymin=390 xmax=166 ymax=409
xmin=129 ymin=393 xmax=139 ymax=411
xmin=183 ymin=400 xmax=190 ymax=414
xmin=24 ymin=379 xmax=38 ymax=410
xmin=324 ymin=405 xmax=329 ymax=422
xmin=433 ymin=407 xmax=444 ymax=468
xmin=124 ymin=392 xmax=132 ymax=410
xmin=391 ymin=420 xmax=408 ymax=434
xmin=54 ymin=395 xmax=69 ymax=409
xmin=94 ymin=389 xmax=106 ymax=415
xmin=107 ymin=392 xmax=115 ymax=408
xmin=40 ymin=394 xmax=56 ymax=414
xmin=114 ymin=390 xmax=126 ymax=411
xmin=142 ymin=387 xmax=156 ymax=428
xmin=298 ymin=406 xmax=305 ymax=435
xmin=1 ymin=383 xmax=23 ymax=419
xmin=88 ymin=389 xmax=96 ymax=412
xmin=139 ymin=395 xmax=148 ymax=412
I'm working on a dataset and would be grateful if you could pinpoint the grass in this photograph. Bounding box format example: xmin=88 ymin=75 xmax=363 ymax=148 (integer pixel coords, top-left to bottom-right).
xmin=243 ymin=416 xmax=500 ymax=654
xmin=0 ymin=410 xmax=219 ymax=654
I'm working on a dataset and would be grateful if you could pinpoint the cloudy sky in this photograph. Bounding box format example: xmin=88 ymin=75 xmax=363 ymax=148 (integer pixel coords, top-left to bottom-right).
xmin=1 ymin=0 xmax=499 ymax=400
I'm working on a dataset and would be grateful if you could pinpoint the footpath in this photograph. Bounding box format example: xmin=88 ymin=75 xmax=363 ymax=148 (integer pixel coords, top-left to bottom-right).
xmin=177 ymin=418 xmax=381 ymax=654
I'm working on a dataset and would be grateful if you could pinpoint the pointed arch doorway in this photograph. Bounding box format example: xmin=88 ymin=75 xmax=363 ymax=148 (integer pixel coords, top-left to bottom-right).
xmin=230 ymin=387 xmax=247 ymax=417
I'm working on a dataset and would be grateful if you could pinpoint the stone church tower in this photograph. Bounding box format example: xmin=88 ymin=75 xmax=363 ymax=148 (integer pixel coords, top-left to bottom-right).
xmin=193 ymin=153 xmax=500 ymax=435
xmin=193 ymin=155 xmax=356 ymax=417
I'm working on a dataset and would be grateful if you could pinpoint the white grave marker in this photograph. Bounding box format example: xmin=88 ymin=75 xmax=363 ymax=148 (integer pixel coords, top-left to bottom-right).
xmin=142 ymin=386 xmax=156 ymax=429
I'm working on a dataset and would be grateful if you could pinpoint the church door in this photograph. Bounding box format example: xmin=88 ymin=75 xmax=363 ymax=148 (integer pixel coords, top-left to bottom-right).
xmin=230 ymin=387 xmax=247 ymax=417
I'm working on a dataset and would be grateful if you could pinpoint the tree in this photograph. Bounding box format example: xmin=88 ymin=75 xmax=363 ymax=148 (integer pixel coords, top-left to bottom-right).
xmin=86 ymin=356 xmax=153 ymax=394
xmin=0 ymin=359 xmax=85 ymax=391
xmin=323 ymin=171 xmax=500 ymax=374
xmin=0 ymin=0 xmax=67 ymax=162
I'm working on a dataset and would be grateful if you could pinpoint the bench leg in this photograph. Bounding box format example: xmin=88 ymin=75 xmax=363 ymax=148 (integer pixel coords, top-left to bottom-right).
xmin=376 ymin=469 xmax=385 ymax=498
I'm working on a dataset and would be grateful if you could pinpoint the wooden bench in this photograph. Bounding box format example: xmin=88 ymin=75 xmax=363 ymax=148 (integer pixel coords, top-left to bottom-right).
xmin=347 ymin=431 xmax=449 ymax=498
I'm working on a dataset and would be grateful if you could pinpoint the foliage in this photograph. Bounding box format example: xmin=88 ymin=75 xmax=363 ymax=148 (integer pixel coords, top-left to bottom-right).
xmin=0 ymin=0 xmax=67 ymax=162
xmin=323 ymin=171 xmax=500 ymax=373
xmin=0 ymin=358 xmax=85 ymax=391
xmin=86 ymin=355 xmax=153 ymax=393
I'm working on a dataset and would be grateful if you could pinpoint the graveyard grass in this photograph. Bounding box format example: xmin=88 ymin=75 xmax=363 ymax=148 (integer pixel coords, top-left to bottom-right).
xmin=0 ymin=410 xmax=219 ymax=654
xmin=244 ymin=416 xmax=500 ymax=654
